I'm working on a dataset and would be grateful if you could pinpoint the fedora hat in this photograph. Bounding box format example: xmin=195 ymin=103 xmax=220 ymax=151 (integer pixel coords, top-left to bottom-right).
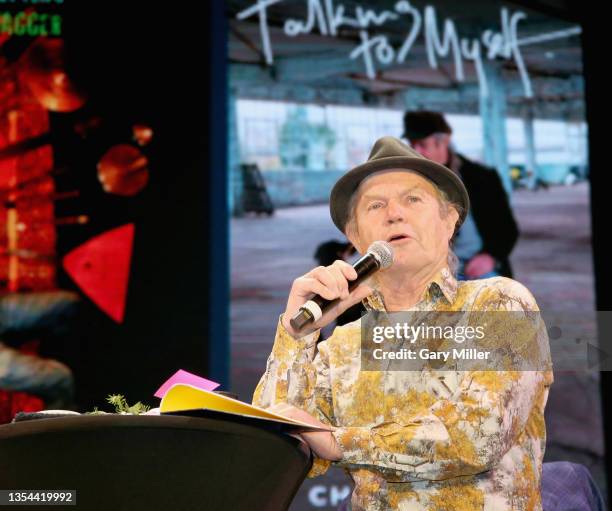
xmin=330 ymin=136 xmax=469 ymax=233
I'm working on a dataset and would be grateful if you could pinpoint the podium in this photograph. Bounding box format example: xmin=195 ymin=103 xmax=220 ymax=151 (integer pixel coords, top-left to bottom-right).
xmin=0 ymin=414 xmax=313 ymax=510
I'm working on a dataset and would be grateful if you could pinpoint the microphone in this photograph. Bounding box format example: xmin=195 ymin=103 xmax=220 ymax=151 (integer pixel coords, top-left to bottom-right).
xmin=290 ymin=240 xmax=394 ymax=333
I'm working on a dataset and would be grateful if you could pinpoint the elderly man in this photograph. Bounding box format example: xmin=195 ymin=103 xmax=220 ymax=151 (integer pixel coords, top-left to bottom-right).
xmin=402 ymin=111 xmax=519 ymax=280
xmin=253 ymin=137 xmax=553 ymax=510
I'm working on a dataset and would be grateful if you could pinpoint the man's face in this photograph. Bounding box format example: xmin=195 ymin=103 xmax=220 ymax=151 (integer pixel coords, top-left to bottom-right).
xmin=410 ymin=134 xmax=449 ymax=165
xmin=347 ymin=171 xmax=457 ymax=273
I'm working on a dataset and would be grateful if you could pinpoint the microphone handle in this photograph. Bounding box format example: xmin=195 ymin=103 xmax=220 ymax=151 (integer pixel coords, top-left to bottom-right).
xmin=289 ymin=253 xmax=380 ymax=333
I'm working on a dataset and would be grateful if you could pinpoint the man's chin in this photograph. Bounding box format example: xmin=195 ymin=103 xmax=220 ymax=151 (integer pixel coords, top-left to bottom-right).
xmin=384 ymin=259 xmax=422 ymax=274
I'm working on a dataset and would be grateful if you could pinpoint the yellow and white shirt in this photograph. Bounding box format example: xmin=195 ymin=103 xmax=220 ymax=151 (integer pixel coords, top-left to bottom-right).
xmin=253 ymin=268 xmax=553 ymax=510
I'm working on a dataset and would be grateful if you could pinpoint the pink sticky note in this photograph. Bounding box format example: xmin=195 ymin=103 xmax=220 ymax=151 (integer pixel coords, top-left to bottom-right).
xmin=154 ymin=369 xmax=220 ymax=398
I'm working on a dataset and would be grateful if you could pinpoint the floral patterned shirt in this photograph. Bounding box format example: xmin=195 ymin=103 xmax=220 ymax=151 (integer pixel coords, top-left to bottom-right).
xmin=252 ymin=268 xmax=553 ymax=510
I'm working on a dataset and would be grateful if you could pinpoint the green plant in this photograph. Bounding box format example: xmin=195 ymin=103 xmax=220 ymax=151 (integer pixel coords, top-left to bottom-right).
xmin=85 ymin=394 xmax=151 ymax=415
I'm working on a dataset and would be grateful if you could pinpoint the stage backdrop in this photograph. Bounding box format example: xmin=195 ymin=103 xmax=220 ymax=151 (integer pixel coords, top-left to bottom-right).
xmin=226 ymin=1 xmax=603 ymax=510
xmin=0 ymin=1 xmax=228 ymax=411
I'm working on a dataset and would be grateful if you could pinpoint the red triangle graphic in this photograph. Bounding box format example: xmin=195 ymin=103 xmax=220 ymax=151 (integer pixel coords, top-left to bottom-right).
xmin=63 ymin=224 xmax=134 ymax=323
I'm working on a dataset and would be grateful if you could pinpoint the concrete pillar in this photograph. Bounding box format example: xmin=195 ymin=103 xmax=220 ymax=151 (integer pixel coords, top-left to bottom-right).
xmin=479 ymin=61 xmax=512 ymax=196
xmin=228 ymin=88 xmax=244 ymax=217
xmin=523 ymin=101 xmax=538 ymax=190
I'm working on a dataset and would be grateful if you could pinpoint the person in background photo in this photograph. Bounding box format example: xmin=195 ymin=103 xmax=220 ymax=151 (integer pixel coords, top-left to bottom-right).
xmin=402 ymin=111 xmax=519 ymax=279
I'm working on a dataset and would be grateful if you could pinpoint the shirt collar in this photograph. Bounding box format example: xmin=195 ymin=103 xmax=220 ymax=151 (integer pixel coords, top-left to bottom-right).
xmin=362 ymin=266 xmax=458 ymax=312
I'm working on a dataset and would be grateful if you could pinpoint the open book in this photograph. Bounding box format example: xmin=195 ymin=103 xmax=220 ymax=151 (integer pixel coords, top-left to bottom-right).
xmin=160 ymin=383 xmax=331 ymax=432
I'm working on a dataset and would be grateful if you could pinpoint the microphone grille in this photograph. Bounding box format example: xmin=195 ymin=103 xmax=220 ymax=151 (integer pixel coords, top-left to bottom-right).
xmin=367 ymin=241 xmax=394 ymax=269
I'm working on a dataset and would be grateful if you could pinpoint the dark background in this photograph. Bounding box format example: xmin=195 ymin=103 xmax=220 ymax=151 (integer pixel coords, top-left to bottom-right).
xmin=581 ymin=0 xmax=612 ymax=502
xmin=30 ymin=1 xmax=226 ymax=410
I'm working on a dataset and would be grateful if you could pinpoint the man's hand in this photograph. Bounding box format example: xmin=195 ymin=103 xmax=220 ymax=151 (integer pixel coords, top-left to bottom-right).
xmin=464 ymin=253 xmax=496 ymax=279
xmin=282 ymin=260 xmax=373 ymax=338
xmin=268 ymin=403 xmax=342 ymax=461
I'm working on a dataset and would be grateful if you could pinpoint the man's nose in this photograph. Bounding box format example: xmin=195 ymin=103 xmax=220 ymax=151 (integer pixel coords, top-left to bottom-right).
xmin=385 ymin=199 xmax=405 ymax=223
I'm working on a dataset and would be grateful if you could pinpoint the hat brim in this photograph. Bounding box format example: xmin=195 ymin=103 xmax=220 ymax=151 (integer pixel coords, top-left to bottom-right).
xmin=330 ymin=156 xmax=470 ymax=233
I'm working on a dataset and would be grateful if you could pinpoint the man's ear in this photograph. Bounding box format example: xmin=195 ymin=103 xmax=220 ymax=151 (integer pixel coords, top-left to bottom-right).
xmin=446 ymin=207 xmax=459 ymax=241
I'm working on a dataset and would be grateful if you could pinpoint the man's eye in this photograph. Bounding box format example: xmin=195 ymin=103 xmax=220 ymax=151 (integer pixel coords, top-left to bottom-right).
xmin=406 ymin=196 xmax=421 ymax=203
xmin=368 ymin=202 xmax=383 ymax=210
